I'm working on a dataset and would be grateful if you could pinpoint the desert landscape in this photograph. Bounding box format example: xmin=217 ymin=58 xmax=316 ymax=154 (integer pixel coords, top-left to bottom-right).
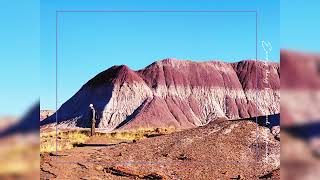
xmin=40 ymin=58 xmax=280 ymax=179
xmin=0 ymin=103 xmax=40 ymax=180
xmin=280 ymin=50 xmax=320 ymax=179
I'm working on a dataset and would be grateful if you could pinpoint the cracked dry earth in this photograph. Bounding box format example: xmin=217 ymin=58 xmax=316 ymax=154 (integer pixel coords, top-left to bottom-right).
xmin=40 ymin=120 xmax=280 ymax=180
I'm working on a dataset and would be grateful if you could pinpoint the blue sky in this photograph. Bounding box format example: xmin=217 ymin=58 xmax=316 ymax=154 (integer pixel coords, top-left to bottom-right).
xmin=0 ymin=0 xmax=318 ymax=116
xmin=281 ymin=0 xmax=320 ymax=52
xmin=40 ymin=0 xmax=280 ymax=110
xmin=0 ymin=0 xmax=39 ymax=116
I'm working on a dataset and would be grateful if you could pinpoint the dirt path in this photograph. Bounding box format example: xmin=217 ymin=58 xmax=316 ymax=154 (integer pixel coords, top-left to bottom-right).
xmin=41 ymin=136 xmax=161 ymax=180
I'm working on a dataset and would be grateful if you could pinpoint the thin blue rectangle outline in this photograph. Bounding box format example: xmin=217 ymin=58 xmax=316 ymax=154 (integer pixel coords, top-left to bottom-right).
xmin=53 ymin=10 xmax=259 ymax=164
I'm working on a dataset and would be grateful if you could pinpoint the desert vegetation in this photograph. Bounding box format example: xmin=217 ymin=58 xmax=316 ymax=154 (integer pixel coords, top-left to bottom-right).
xmin=40 ymin=127 xmax=177 ymax=153
xmin=40 ymin=130 xmax=89 ymax=153
xmin=0 ymin=141 xmax=39 ymax=176
xmin=106 ymin=126 xmax=177 ymax=141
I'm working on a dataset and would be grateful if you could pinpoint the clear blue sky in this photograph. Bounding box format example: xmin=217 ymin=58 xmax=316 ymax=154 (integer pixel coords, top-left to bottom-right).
xmin=0 ymin=0 xmax=39 ymax=117
xmin=281 ymin=0 xmax=320 ymax=52
xmin=1 ymin=0 xmax=318 ymax=116
xmin=40 ymin=0 xmax=280 ymax=110
xmin=2 ymin=0 xmax=319 ymax=116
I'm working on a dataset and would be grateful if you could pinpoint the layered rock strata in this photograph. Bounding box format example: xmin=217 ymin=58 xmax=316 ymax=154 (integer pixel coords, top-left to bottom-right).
xmin=41 ymin=59 xmax=280 ymax=131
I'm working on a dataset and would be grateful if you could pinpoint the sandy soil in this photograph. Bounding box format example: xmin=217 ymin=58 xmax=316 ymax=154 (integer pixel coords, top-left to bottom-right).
xmin=41 ymin=120 xmax=280 ymax=180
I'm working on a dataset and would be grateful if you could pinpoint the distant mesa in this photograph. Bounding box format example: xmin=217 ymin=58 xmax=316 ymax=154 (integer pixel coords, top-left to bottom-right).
xmin=41 ymin=58 xmax=280 ymax=131
xmin=40 ymin=110 xmax=55 ymax=121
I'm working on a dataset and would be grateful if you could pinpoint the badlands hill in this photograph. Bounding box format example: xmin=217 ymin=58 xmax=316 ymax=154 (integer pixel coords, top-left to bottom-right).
xmin=281 ymin=50 xmax=320 ymax=125
xmin=41 ymin=59 xmax=280 ymax=131
xmin=281 ymin=49 xmax=320 ymax=89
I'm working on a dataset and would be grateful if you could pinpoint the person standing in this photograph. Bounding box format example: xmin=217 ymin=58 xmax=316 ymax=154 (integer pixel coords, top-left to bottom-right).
xmin=89 ymin=104 xmax=96 ymax=136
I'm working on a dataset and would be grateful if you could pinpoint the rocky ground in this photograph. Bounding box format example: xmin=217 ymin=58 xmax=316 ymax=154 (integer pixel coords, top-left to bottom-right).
xmin=40 ymin=119 xmax=280 ymax=180
xmin=0 ymin=134 xmax=40 ymax=180
xmin=281 ymin=131 xmax=320 ymax=180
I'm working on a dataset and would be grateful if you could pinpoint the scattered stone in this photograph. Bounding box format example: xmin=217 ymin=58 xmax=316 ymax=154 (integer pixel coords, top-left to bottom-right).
xmin=271 ymin=126 xmax=280 ymax=141
xmin=95 ymin=165 xmax=104 ymax=171
xmin=230 ymin=174 xmax=241 ymax=179
xmin=104 ymin=166 xmax=164 ymax=179
xmin=259 ymin=171 xmax=273 ymax=179
xmin=162 ymin=153 xmax=168 ymax=157
xmin=77 ymin=163 xmax=88 ymax=169
xmin=144 ymin=173 xmax=164 ymax=179
xmin=177 ymin=153 xmax=190 ymax=160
